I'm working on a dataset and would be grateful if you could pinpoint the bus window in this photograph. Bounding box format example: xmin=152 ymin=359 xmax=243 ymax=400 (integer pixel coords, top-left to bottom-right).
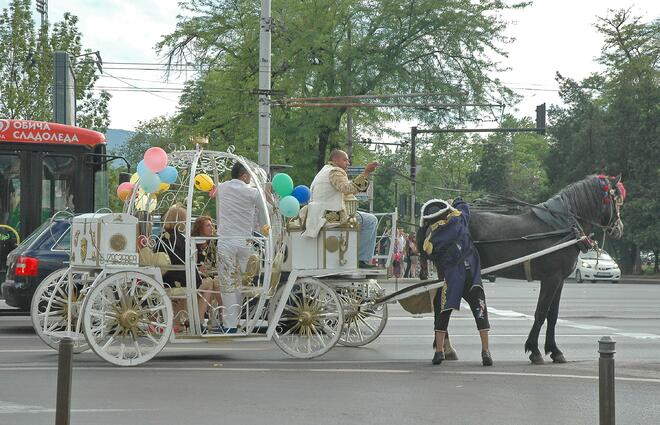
xmin=41 ymin=155 xmax=76 ymax=222
xmin=0 ymin=153 xmax=21 ymax=233
xmin=95 ymin=166 xmax=109 ymax=211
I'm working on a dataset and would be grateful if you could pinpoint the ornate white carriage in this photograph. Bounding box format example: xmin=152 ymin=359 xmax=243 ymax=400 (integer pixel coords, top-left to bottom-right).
xmin=30 ymin=147 xmax=392 ymax=366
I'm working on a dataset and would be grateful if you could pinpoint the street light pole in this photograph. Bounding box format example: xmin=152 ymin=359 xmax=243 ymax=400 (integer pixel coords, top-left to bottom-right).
xmin=258 ymin=0 xmax=272 ymax=174
xmin=410 ymin=127 xmax=417 ymax=224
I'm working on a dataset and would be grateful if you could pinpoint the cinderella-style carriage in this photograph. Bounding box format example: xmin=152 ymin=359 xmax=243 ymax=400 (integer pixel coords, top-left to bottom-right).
xmin=30 ymin=146 xmax=392 ymax=366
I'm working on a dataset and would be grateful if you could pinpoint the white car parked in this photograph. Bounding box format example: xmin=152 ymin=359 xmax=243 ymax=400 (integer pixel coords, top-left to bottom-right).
xmin=571 ymin=249 xmax=621 ymax=283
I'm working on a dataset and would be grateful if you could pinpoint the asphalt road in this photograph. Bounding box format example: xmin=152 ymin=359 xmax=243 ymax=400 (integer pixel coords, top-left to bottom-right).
xmin=1 ymin=278 xmax=659 ymax=425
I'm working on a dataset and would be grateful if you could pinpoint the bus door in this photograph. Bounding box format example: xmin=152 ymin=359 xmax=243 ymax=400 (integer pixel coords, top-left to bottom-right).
xmin=0 ymin=151 xmax=22 ymax=273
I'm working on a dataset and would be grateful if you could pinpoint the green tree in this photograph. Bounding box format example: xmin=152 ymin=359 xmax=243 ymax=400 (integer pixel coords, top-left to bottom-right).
xmin=159 ymin=0 xmax=525 ymax=184
xmin=0 ymin=0 xmax=109 ymax=130
xmin=547 ymin=9 xmax=659 ymax=273
xmin=119 ymin=115 xmax=179 ymax=167
xmin=469 ymin=116 xmax=549 ymax=202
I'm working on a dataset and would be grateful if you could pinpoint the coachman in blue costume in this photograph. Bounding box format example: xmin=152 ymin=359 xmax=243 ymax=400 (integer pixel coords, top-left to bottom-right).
xmin=418 ymin=198 xmax=493 ymax=366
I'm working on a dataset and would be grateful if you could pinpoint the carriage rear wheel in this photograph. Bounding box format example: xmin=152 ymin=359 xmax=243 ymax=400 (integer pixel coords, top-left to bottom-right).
xmin=269 ymin=277 xmax=343 ymax=358
xmin=82 ymin=271 xmax=172 ymax=366
xmin=30 ymin=268 xmax=90 ymax=353
xmin=337 ymin=282 xmax=388 ymax=347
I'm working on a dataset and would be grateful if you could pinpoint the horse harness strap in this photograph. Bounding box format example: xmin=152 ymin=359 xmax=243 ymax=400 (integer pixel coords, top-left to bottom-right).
xmin=472 ymin=228 xmax=574 ymax=245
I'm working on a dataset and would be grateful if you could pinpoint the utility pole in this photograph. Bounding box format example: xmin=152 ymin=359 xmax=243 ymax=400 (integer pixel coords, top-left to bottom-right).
xmin=346 ymin=25 xmax=353 ymax=161
xmin=410 ymin=127 xmax=417 ymax=224
xmin=53 ymin=51 xmax=76 ymax=125
xmin=257 ymin=0 xmax=272 ymax=174
xmin=35 ymin=0 xmax=48 ymax=27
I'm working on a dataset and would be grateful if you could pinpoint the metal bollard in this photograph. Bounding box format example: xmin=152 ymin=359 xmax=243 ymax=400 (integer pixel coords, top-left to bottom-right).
xmin=55 ymin=337 xmax=73 ymax=425
xmin=598 ymin=336 xmax=616 ymax=425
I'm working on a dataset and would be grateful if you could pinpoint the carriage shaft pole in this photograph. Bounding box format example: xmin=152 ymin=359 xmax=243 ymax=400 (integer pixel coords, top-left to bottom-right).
xmin=598 ymin=336 xmax=616 ymax=425
xmin=55 ymin=337 xmax=73 ymax=425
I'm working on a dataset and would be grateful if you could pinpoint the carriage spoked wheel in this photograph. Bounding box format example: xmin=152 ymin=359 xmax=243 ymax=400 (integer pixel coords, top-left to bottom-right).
xmin=30 ymin=268 xmax=90 ymax=353
xmin=269 ymin=277 xmax=344 ymax=359
xmin=82 ymin=271 xmax=173 ymax=366
xmin=336 ymin=282 xmax=388 ymax=347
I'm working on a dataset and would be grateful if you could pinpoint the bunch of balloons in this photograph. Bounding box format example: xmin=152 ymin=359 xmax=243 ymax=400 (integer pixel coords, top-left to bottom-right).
xmin=116 ymin=147 xmax=179 ymax=203
xmin=272 ymin=173 xmax=311 ymax=218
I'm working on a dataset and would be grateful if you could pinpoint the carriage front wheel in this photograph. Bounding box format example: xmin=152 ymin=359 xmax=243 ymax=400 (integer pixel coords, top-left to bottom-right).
xmin=30 ymin=268 xmax=90 ymax=353
xmin=82 ymin=271 xmax=173 ymax=366
xmin=269 ymin=277 xmax=344 ymax=359
xmin=337 ymin=282 xmax=388 ymax=347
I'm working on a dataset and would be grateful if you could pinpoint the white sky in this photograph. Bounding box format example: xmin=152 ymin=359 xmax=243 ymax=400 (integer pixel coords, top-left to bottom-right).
xmin=6 ymin=0 xmax=659 ymax=131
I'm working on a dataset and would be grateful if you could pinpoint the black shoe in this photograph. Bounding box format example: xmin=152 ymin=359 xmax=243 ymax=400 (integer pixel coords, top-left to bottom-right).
xmin=432 ymin=351 xmax=445 ymax=365
xmin=359 ymin=261 xmax=377 ymax=269
xmin=482 ymin=350 xmax=493 ymax=366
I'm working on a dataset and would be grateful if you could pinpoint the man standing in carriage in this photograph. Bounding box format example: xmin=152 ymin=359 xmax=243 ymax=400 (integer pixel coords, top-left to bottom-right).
xmin=418 ymin=197 xmax=493 ymax=366
xmin=303 ymin=149 xmax=379 ymax=268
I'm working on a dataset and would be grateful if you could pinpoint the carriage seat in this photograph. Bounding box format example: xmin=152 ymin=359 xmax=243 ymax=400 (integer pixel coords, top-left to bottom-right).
xmin=282 ymin=201 xmax=360 ymax=272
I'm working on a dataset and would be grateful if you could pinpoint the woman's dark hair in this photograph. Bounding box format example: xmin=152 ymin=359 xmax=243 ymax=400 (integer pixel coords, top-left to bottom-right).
xmin=231 ymin=162 xmax=248 ymax=179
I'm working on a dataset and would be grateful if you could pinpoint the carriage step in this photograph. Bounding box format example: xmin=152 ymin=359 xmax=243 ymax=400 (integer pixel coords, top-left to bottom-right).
xmin=44 ymin=331 xmax=86 ymax=342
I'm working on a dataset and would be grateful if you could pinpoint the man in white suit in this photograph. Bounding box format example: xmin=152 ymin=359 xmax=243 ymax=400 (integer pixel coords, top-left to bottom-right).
xmin=304 ymin=150 xmax=378 ymax=268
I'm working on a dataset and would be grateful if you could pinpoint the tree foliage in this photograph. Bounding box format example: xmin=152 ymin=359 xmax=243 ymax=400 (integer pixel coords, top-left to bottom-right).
xmin=470 ymin=115 xmax=549 ymax=202
xmin=0 ymin=0 xmax=109 ymax=130
xmin=547 ymin=9 xmax=659 ymax=273
xmin=158 ymin=0 xmax=525 ymax=184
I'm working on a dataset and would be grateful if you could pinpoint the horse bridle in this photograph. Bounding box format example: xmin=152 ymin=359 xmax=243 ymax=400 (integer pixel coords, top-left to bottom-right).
xmin=603 ymin=188 xmax=625 ymax=237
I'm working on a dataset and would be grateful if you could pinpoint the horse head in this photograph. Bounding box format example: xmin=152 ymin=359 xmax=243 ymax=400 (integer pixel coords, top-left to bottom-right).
xmin=595 ymin=174 xmax=626 ymax=239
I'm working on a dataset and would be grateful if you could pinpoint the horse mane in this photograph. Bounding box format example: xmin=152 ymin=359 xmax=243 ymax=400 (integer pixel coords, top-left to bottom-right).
xmin=550 ymin=175 xmax=604 ymax=223
xmin=472 ymin=175 xmax=605 ymax=224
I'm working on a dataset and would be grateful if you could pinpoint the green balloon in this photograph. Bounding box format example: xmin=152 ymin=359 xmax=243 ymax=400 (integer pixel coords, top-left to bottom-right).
xmin=272 ymin=173 xmax=294 ymax=197
xmin=279 ymin=195 xmax=300 ymax=218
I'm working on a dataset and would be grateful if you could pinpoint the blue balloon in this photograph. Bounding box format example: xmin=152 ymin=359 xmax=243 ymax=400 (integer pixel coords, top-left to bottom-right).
xmin=279 ymin=195 xmax=300 ymax=218
xmin=291 ymin=185 xmax=311 ymax=204
xmin=140 ymin=171 xmax=161 ymax=193
xmin=158 ymin=166 xmax=178 ymax=184
xmin=137 ymin=160 xmax=150 ymax=177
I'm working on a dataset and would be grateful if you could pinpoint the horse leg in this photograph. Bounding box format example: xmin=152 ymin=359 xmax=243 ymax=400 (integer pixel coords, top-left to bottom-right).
xmin=444 ymin=333 xmax=459 ymax=360
xmin=525 ymin=276 xmax=562 ymax=365
xmin=544 ymin=281 xmax=567 ymax=363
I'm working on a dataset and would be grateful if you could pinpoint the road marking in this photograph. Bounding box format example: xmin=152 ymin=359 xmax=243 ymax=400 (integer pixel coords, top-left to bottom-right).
xmin=488 ymin=307 xmax=660 ymax=340
xmin=0 ymin=366 xmax=658 ymax=384
xmin=0 ymin=400 xmax=154 ymax=414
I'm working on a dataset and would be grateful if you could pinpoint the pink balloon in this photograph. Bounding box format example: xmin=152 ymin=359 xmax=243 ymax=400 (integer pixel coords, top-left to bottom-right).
xmin=116 ymin=182 xmax=134 ymax=201
xmin=209 ymin=185 xmax=217 ymax=199
xmin=144 ymin=147 xmax=168 ymax=173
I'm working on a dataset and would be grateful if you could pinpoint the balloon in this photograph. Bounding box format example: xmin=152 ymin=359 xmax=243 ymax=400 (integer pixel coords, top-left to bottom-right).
xmin=158 ymin=166 xmax=178 ymax=184
xmin=209 ymin=185 xmax=217 ymax=199
xmin=140 ymin=171 xmax=161 ymax=193
xmin=194 ymin=174 xmax=214 ymax=192
xmin=157 ymin=182 xmax=170 ymax=193
xmin=135 ymin=193 xmax=157 ymax=212
xmin=144 ymin=147 xmax=168 ymax=173
xmin=272 ymin=173 xmax=294 ymax=197
xmin=137 ymin=160 xmax=150 ymax=177
xmin=291 ymin=185 xmax=311 ymax=204
xmin=116 ymin=182 xmax=134 ymax=201
xmin=279 ymin=195 xmax=300 ymax=218
xmin=130 ymin=172 xmax=139 ymax=185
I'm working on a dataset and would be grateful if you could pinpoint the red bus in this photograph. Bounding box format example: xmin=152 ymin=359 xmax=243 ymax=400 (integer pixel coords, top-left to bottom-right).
xmin=0 ymin=119 xmax=109 ymax=281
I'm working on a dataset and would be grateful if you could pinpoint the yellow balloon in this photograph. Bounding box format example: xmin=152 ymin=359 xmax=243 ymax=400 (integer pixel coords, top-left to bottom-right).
xmin=194 ymin=174 xmax=214 ymax=192
xmin=135 ymin=193 xmax=157 ymax=212
xmin=157 ymin=182 xmax=170 ymax=193
xmin=130 ymin=173 xmax=140 ymax=185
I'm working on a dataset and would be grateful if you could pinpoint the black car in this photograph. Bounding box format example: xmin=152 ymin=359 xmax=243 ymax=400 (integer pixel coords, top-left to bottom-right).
xmin=1 ymin=220 xmax=71 ymax=310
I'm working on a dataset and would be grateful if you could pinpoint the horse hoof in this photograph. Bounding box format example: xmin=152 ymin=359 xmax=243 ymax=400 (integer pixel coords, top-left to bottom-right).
xmin=529 ymin=353 xmax=544 ymax=365
xmin=551 ymin=353 xmax=567 ymax=363
xmin=445 ymin=350 xmax=459 ymax=361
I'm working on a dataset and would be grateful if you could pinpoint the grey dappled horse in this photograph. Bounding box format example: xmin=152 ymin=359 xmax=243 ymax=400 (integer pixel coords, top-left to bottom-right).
xmin=421 ymin=175 xmax=627 ymax=364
